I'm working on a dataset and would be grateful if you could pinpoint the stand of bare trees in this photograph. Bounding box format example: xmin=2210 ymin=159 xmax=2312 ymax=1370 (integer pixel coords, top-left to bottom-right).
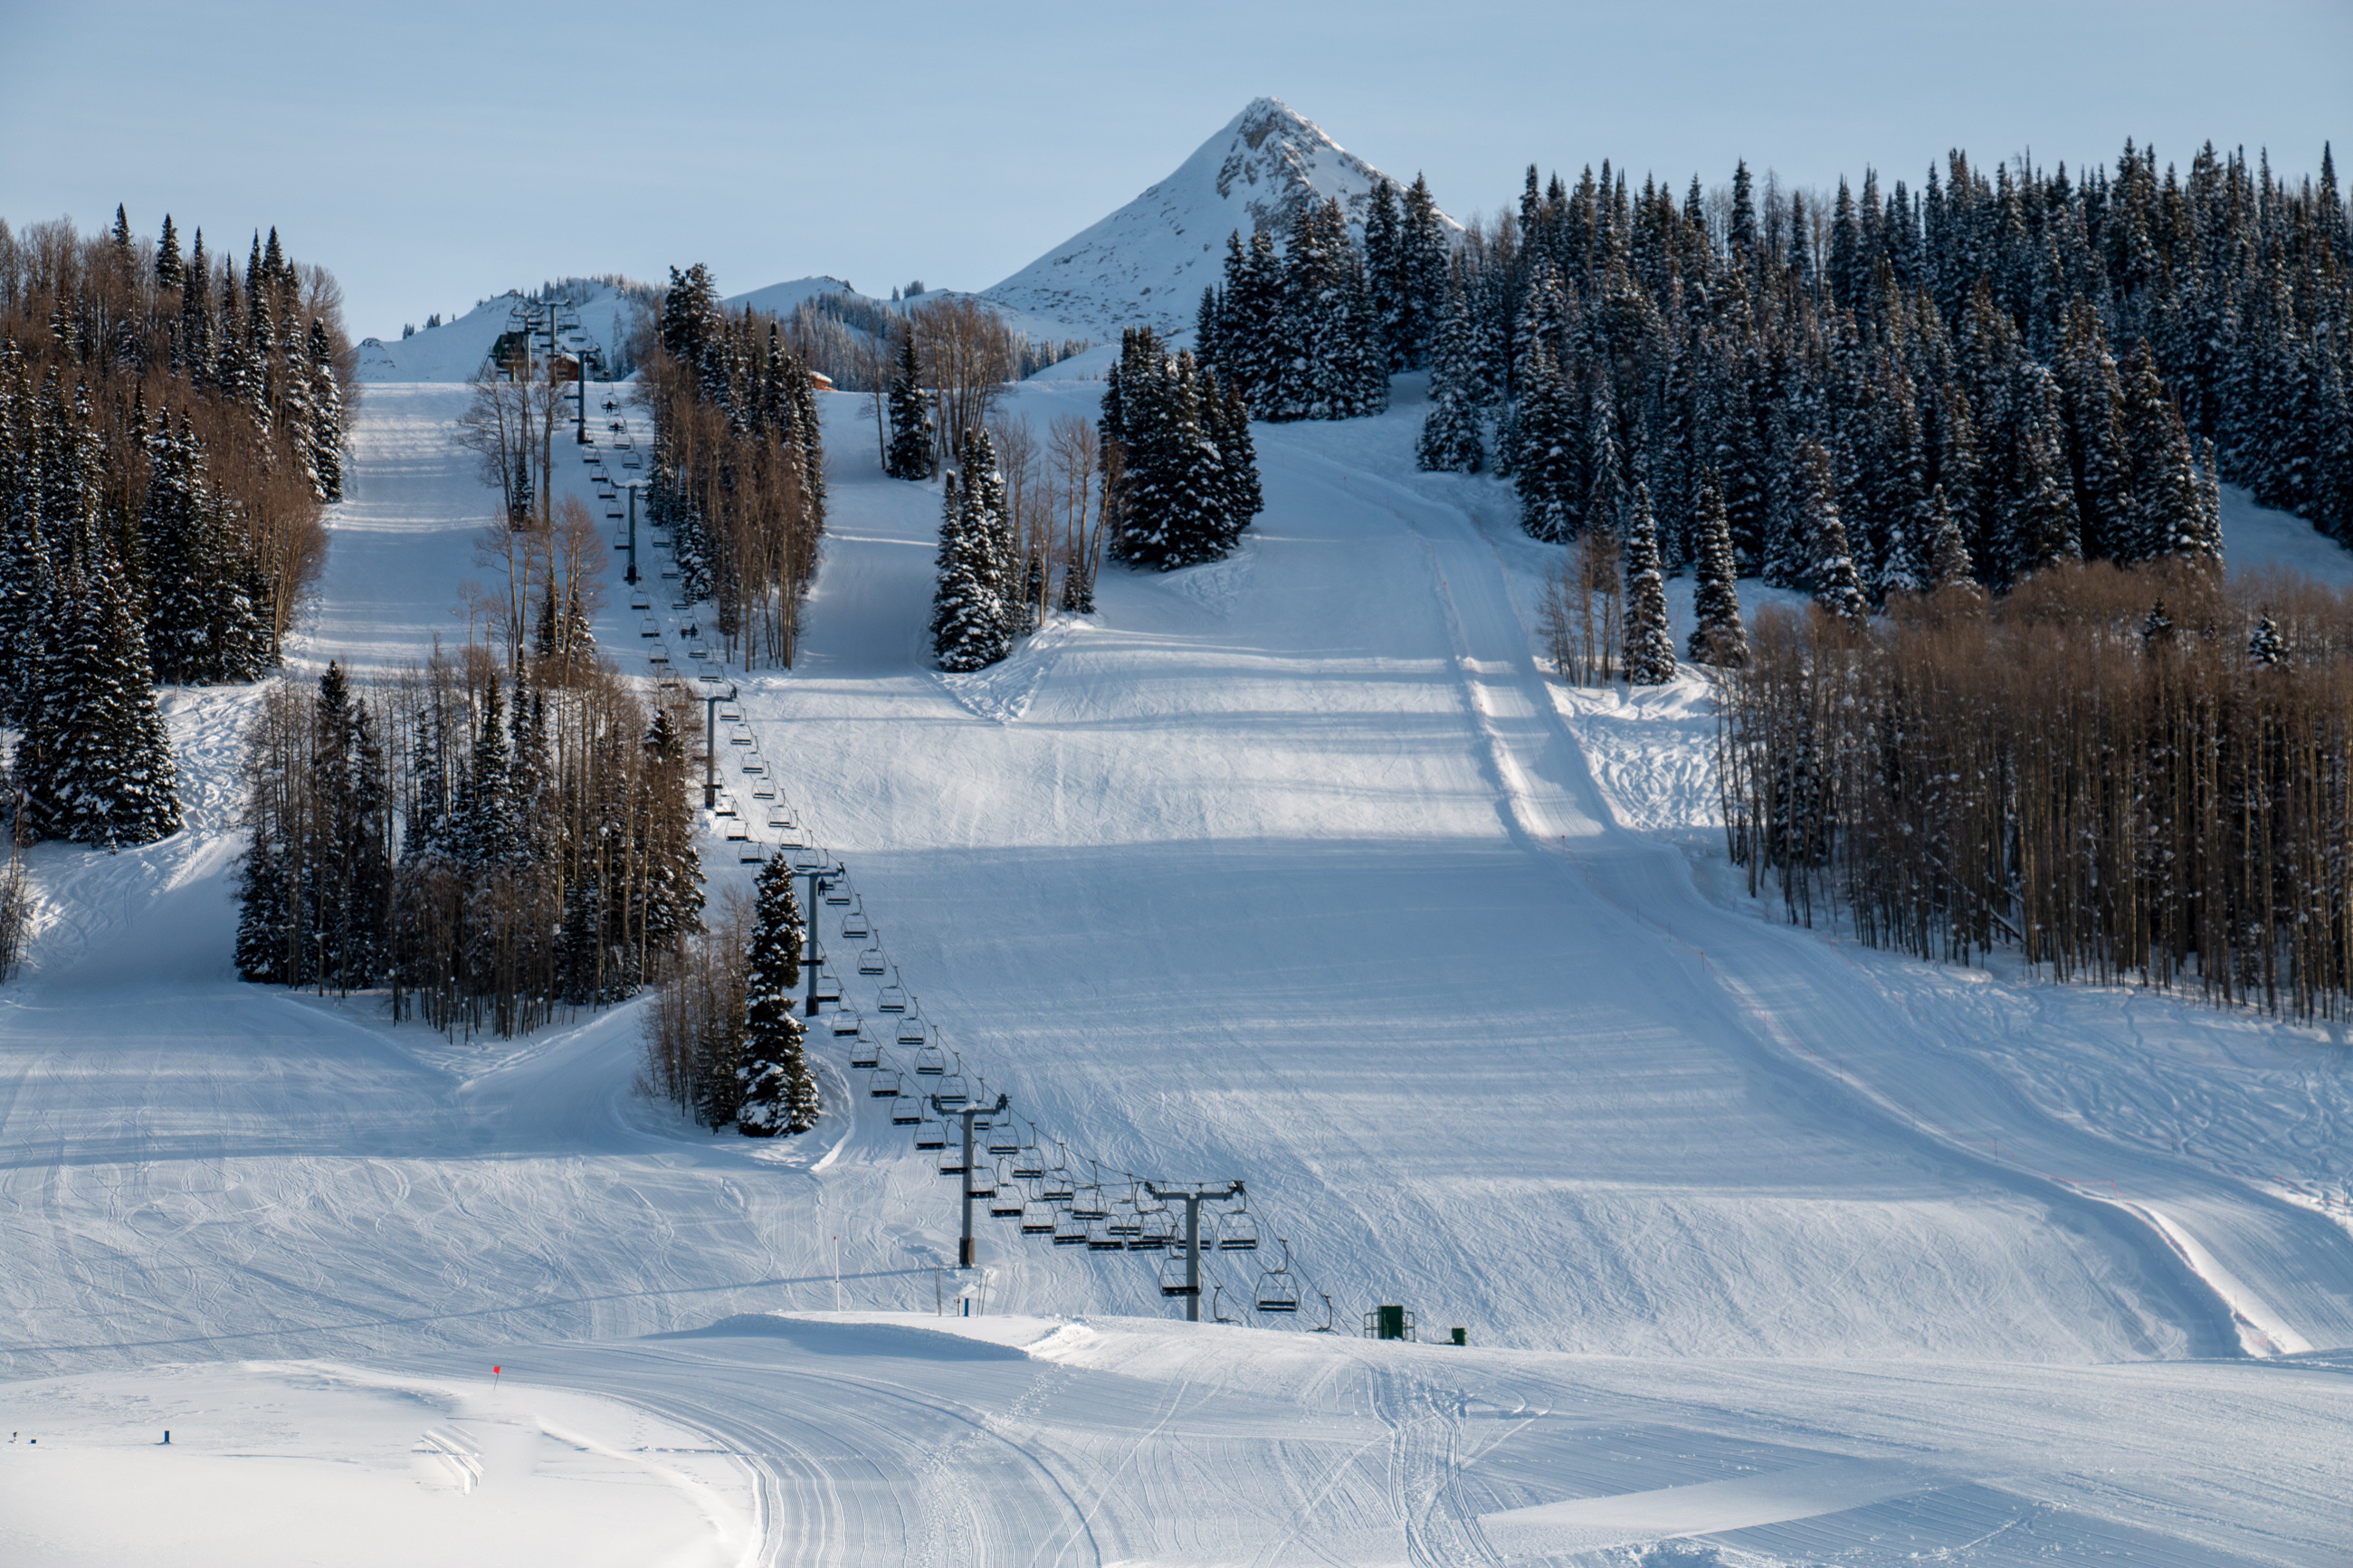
xmin=641 ymin=264 xmax=826 ymax=668
xmin=1720 ymin=559 xmax=2353 ymax=1018
xmin=641 ymin=889 xmax=750 ymax=1126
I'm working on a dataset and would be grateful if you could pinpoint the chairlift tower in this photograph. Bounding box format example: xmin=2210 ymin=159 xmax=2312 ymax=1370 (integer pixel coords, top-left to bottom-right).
xmin=1143 ymin=1179 xmax=1246 ymax=1323
xmin=930 ymin=1091 xmax=1010 ymax=1269
xmin=615 ymin=480 xmax=646 ymax=585
xmin=700 ymin=684 xmax=738 ymax=810
xmin=802 ymin=859 xmax=844 ymax=1019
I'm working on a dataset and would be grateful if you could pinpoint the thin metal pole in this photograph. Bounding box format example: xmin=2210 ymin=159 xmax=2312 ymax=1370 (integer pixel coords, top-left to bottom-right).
xmin=1185 ymin=1195 xmax=1202 ymax=1323
xmin=960 ymin=1112 xmax=977 ymax=1268
xmin=624 ymin=484 xmax=640 ymax=585
xmin=803 ymin=869 xmax=824 ymax=1018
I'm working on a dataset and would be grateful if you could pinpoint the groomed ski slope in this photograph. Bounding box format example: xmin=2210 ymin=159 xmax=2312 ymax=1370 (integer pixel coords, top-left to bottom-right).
xmin=2 ymin=370 xmax=2349 ymax=1564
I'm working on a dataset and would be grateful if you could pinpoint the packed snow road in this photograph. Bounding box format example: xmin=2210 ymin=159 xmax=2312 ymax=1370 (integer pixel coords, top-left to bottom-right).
xmin=3 ymin=372 xmax=2349 ymax=1563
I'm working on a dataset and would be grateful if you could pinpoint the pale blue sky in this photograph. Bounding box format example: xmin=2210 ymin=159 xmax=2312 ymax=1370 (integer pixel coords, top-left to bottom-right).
xmin=2 ymin=0 xmax=2345 ymax=338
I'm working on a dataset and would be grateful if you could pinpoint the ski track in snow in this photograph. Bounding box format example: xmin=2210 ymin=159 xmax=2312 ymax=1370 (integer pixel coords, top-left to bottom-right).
xmin=4 ymin=370 xmax=2352 ymax=1564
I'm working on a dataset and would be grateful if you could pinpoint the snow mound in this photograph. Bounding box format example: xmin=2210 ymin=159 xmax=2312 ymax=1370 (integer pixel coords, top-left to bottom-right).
xmin=983 ymin=97 xmax=1431 ymax=340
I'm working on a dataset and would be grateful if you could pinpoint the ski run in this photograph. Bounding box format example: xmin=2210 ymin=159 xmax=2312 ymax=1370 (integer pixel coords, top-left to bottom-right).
xmin=4 ymin=357 xmax=2351 ymax=1565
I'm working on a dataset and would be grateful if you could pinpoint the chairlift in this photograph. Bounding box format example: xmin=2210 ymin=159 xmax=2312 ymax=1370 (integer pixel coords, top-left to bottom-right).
xmin=639 ymin=616 xmax=659 ymax=638
xmin=842 ymin=909 xmax=871 ymax=940
xmin=1217 ymin=1206 xmax=1260 ymax=1253
xmin=831 ymin=1007 xmax=863 ymax=1038
xmin=729 ymin=728 xmax=754 ymax=747
xmin=896 ymin=1014 xmax=928 ymax=1048
xmin=964 ymin=1159 xmax=995 ymax=1197
xmin=912 ymin=1115 xmax=947 ymax=1151
xmin=1253 ymin=1239 xmax=1300 ymax=1313
xmin=1069 ymin=1187 xmax=1110 ymax=1221
xmin=813 ymin=972 xmax=841 ymax=1004
xmin=628 ymin=591 xmax=651 ymax=611
xmin=1020 ymin=1203 xmax=1057 ymax=1235
xmin=647 ymin=643 xmax=670 ymax=666
xmin=1158 ymin=1254 xmax=1199 ymax=1297
xmin=724 ymin=821 xmax=748 ymax=842
xmin=740 ymin=755 xmax=765 ymax=774
xmin=848 ymin=1030 xmax=881 ymax=1071
xmin=1133 ymin=1210 xmax=1178 ymax=1250
xmin=1086 ymin=1222 xmax=1123 ymax=1252
xmin=986 ymin=1122 xmax=1024 ymax=1157
xmin=738 ymin=843 xmax=765 ymax=863
xmin=1107 ymin=1205 xmax=1143 ymax=1239
xmin=911 ymin=1041 xmax=946 ymax=1075
xmin=824 ymin=881 xmax=852 ymax=907
xmin=710 ymin=794 xmax=737 ymax=817
xmin=788 ymin=846 xmax=827 ymax=872
xmin=766 ymin=811 xmax=792 ymax=832
xmin=868 ymin=1069 xmax=902 ymax=1098
xmin=934 ymin=1070 xmax=968 ymax=1107
xmin=988 ymin=1177 xmax=1024 ymax=1218
xmin=1053 ymin=1211 xmax=1089 ymax=1246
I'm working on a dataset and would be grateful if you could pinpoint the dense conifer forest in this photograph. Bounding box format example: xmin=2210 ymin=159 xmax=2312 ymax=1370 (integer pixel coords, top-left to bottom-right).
xmin=0 ymin=210 xmax=353 ymax=845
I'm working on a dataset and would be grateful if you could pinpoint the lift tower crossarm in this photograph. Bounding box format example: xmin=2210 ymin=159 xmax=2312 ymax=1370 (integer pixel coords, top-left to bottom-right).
xmin=1144 ymin=1180 xmax=1245 ymax=1323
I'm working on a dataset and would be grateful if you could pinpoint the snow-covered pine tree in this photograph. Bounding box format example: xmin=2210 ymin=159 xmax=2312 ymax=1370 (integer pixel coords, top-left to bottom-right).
xmin=637 ymin=705 xmax=705 ymax=951
xmin=26 ymin=552 xmax=183 ymax=845
xmin=1621 ymin=483 xmax=1676 ymax=685
xmin=2249 ymin=612 xmax=2286 ymax=667
xmin=308 ymin=318 xmax=345 ymax=502
xmin=1688 ymin=470 xmax=1748 ymax=666
xmin=1205 ymin=372 xmax=1262 ymax=553
xmin=310 ymin=661 xmax=389 ymax=988
xmin=233 ymin=813 xmax=291 ymax=983
xmin=1416 ymin=268 xmax=1486 ymax=473
xmin=155 ymin=214 xmax=183 ymax=290
xmin=1921 ymin=486 xmax=1982 ymax=601
xmin=1396 ymin=174 xmax=1452 ymax=372
xmin=1512 ymin=338 xmax=1576 ymax=541
xmin=1364 ymin=177 xmax=1409 ymax=373
xmin=931 ymin=447 xmax=1011 ymax=670
xmin=735 ymin=855 xmax=817 ymax=1136
xmin=2003 ymin=366 xmax=2082 ymax=579
xmin=1798 ymin=440 xmax=1867 ymax=623
xmin=884 ymin=328 xmax=934 ymax=480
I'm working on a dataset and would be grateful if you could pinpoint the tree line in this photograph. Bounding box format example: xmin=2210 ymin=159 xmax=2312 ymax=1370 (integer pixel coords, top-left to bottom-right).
xmin=1413 ymin=144 xmax=2341 ymax=602
xmin=0 ymin=209 xmax=352 ymax=845
xmin=642 ymin=263 xmax=828 ymax=668
xmin=235 ymin=641 xmax=708 ymax=1040
xmin=1721 ymin=560 xmax=2353 ymax=1019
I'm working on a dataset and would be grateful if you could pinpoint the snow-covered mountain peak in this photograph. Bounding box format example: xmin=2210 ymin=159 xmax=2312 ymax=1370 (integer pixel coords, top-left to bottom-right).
xmin=982 ymin=97 xmax=1410 ymax=341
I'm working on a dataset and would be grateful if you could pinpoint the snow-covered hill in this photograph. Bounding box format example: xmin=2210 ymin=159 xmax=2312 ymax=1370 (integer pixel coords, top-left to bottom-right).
xmin=983 ymin=96 xmax=1428 ymax=339
xmin=353 ymin=278 xmax=647 ymax=383
xmin=7 ymin=367 xmax=2353 ymax=1564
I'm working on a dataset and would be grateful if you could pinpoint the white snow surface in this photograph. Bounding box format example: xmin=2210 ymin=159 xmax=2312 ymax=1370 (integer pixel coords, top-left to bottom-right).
xmin=984 ymin=96 xmax=1433 ymax=340
xmin=5 ymin=372 xmax=2353 ymax=1564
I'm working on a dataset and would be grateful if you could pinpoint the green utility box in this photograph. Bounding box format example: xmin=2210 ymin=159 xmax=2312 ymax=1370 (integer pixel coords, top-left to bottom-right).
xmin=1364 ymin=1304 xmax=1416 ymax=1341
xmin=1451 ymin=1326 xmax=1467 ymax=1346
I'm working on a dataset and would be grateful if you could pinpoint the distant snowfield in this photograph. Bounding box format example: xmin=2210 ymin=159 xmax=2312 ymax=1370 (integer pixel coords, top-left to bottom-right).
xmin=4 ymin=368 xmax=2351 ymax=1564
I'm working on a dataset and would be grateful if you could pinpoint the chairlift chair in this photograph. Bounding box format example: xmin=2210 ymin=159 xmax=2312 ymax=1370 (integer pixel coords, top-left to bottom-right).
xmin=896 ymin=1015 xmax=929 ymax=1048
xmin=788 ymin=846 xmax=826 ymax=871
xmin=1020 ymin=1203 xmax=1058 ymax=1236
xmin=964 ymin=1160 xmax=995 ymax=1197
xmin=1253 ymin=1239 xmax=1300 ymax=1313
xmin=824 ymin=881 xmax=852 ymax=907
xmin=729 ymin=728 xmax=754 ymax=747
xmin=869 ymin=1069 xmax=903 ymax=1098
xmin=936 ymin=1145 xmax=965 ymax=1177
xmin=911 ymin=1041 xmax=946 ymax=1075
xmin=647 ymin=643 xmax=670 ymax=666
xmin=1069 ymin=1187 xmax=1110 ymax=1221
xmin=831 ymin=1007 xmax=863 ymax=1037
xmin=841 ymin=909 xmax=870 ymax=939
xmin=1053 ymin=1211 xmax=1089 ymax=1246
xmin=933 ymin=1070 xmax=968 ymax=1107
xmin=639 ymin=616 xmax=659 ymax=638
xmin=1133 ymin=1210 xmax=1178 ymax=1250
xmin=813 ymin=972 xmax=841 ymax=1004
xmin=1107 ymin=1202 xmax=1143 ymax=1238
xmin=988 ymin=1177 xmax=1024 ymax=1218
xmin=738 ymin=843 xmax=765 ymax=863
xmin=890 ymin=1098 xmax=923 ymax=1126
xmin=1217 ymin=1207 xmax=1261 ymax=1252
xmin=986 ymin=1123 xmax=1024 ymax=1157
xmin=628 ymin=592 xmax=651 ymax=612
xmin=913 ymin=1116 xmax=947 ymax=1151
xmin=1086 ymin=1223 xmax=1123 ymax=1252
xmin=848 ymin=1026 xmax=881 ymax=1070
xmin=710 ymin=794 xmax=737 ymax=818
xmin=1158 ymin=1255 xmax=1199 ymax=1297
xmin=724 ymin=821 xmax=748 ymax=842
xmin=740 ymin=755 xmax=764 ymax=774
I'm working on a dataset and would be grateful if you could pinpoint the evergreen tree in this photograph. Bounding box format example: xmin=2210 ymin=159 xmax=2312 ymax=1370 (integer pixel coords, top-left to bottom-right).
xmin=1688 ymin=470 xmax=1748 ymax=666
xmin=1396 ymin=174 xmax=1453 ymax=371
xmin=1363 ymin=176 xmax=1407 ymax=371
xmin=1621 ymin=484 xmax=1677 ymax=685
xmin=1922 ymin=486 xmax=1981 ymax=598
xmin=884 ymin=328 xmax=934 ymax=480
xmin=637 ymin=707 xmax=704 ymax=948
xmin=308 ymin=318 xmax=345 ymax=502
xmin=2249 ymin=612 xmax=2285 ymax=666
xmin=155 ymin=214 xmax=182 ymax=290
xmin=25 ymin=554 xmax=183 ymax=845
xmin=1512 ymin=337 xmax=1577 ymax=541
xmin=736 ymin=856 xmax=818 ymax=1136
xmin=931 ymin=455 xmax=1011 ymax=670
xmin=1415 ymin=268 xmax=1486 ymax=473
xmin=1798 ymin=441 xmax=1867 ymax=622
